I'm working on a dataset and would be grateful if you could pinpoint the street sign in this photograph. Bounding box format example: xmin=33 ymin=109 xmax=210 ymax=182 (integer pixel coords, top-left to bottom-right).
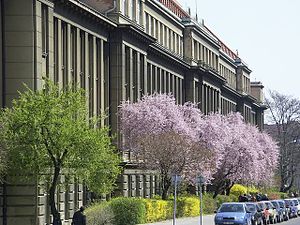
xmin=197 ymin=175 xmax=206 ymax=185
xmin=172 ymin=174 xmax=181 ymax=184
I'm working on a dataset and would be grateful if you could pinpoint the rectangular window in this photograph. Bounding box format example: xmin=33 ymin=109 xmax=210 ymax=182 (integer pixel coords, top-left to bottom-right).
xmin=41 ymin=4 xmax=48 ymax=57
xmin=96 ymin=39 xmax=102 ymax=117
xmin=193 ymin=40 xmax=197 ymax=60
xmin=164 ymin=26 xmax=168 ymax=48
xmin=70 ymin=27 xmax=77 ymax=86
xmin=88 ymin=35 xmax=94 ymax=118
xmin=136 ymin=0 xmax=140 ymax=24
xmin=151 ymin=17 xmax=155 ymax=36
xmin=54 ymin=18 xmax=58 ymax=84
xmin=80 ymin=31 xmax=85 ymax=89
xmin=195 ymin=81 xmax=199 ymax=103
xmin=133 ymin=50 xmax=137 ymax=101
xmin=157 ymin=68 xmax=161 ymax=93
xmin=169 ymin=30 xmax=172 ymax=51
xmin=145 ymin=13 xmax=149 ymax=34
xmin=61 ymin=22 xmax=67 ymax=88
xmin=173 ymin=33 xmax=176 ymax=53
xmin=152 ymin=65 xmax=156 ymax=93
xmin=125 ymin=47 xmax=131 ymax=99
xmin=156 ymin=20 xmax=159 ymax=40
xmin=160 ymin=24 xmax=164 ymax=45
xmin=140 ymin=54 xmax=144 ymax=95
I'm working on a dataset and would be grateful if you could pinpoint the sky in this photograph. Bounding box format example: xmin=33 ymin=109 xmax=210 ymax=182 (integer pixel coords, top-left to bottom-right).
xmin=177 ymin=0 xmax=300 ymax=98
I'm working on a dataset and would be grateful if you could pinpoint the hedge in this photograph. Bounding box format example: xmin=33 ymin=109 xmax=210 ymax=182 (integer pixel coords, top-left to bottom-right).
xmin=109 ymin=197 xmax=146 ymax=225
xmin=85 ymin=194 xmax=239 ymax=225
xmin=85 ymin=202 xmax=114 ymax=225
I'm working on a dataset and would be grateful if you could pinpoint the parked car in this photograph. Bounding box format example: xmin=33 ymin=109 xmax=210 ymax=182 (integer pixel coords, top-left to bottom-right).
xmin=246 ymin=202 xmax=264 ymax=225
xmin=284 ymin=199 xmax=298 ymax=218
xmin=271 ymin=200 xmax=285 ymax=222
xmin=276 ymin=200 xmax=289 ymax=221
xmin=215 ymin=202 xmax=252 ymax=225
xmin=261 ymin=201 xmax=277 ymax=224
xmin=257 ymin=202 xmax=270 ymax=225
xmin=291 ymin=198 xmax=300 ymax=215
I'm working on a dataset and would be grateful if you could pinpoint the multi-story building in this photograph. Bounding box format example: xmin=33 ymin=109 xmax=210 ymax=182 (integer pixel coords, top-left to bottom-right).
xmin=0 ymin=0 xmax=266 ymax=224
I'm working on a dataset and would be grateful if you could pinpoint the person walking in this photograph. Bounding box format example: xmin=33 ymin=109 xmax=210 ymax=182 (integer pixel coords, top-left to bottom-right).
xmin=72 ymin=206 xmax=86 ymax=225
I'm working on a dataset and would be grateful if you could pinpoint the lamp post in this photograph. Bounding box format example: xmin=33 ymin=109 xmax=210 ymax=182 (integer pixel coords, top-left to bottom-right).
xmin=197 ymin=175 xmax=206 ymax=225
xmin=172 ymin=174 xmax=181 ymax=225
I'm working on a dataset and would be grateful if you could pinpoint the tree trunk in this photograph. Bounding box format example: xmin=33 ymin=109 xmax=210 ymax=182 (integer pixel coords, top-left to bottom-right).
xmin=280 ymin=175 xmax=294 ymax=193
xmin=225 ymin=181 xmax=234 ymax=196
xmin=49 ymin=166 xmax=62 ymax=225
xmin=213 ymin=182 xmax=223 ymax=198
xmin=161 ymin=174 xmax=171 ymax=200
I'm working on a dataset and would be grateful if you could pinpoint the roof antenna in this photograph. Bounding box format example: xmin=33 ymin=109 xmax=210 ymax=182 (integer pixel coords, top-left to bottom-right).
xmin=236 ymin=49 xmax=239 ymax=56
xmin=195 ymin=0 xmax=198 ymax=22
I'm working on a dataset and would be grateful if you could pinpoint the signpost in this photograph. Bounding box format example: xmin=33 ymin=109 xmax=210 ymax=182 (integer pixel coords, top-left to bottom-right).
xmin=197 ymin=175 xmax=206 ymax=225
xmin=172 ymin=174 xmax=181 ymax=225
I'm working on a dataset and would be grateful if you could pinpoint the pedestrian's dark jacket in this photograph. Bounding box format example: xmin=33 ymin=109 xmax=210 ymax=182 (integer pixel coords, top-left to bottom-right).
xmin=72 ymin=210 xmax=86 ymax=225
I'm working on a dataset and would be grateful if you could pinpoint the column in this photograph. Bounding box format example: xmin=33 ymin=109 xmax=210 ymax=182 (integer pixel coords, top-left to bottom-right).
xmin=130 ymin=175 xmax=137 ymax=197
xmin=144 ymin=175 xmax=151 ymax=198
xmin=137 ymin=175 xmax=144 ymax=197
xmin=123 ymin=175 xmax=129 ymax=197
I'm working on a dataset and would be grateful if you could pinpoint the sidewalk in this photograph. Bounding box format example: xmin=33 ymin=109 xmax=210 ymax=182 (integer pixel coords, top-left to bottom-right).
xmin=139 ymin=214 xmax=215 ymax=225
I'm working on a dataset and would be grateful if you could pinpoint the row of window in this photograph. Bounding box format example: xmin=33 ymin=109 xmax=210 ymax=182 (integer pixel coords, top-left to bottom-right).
xmin=124 ymin=46 xmax=146 ymax=102
xmin=147 ymin=63 xmax=184 ymax=104
xmin=244 ymin=105 xmax=256 ymax=125
xmin=145 ymin=12 xmax=183 ymax=56
xmin=201 ymin=84 xmax=220 ymax=114
xmin=123 ymin=46 xmax=183 ymax=104
xmin=53 ymin=18 xmax=107 ymax=123
xmin=121 ymin=174 xmax=160 ymax=198
xmin=221 ymin=97 xmax=237 ymax=115
xmin=242 ymin=75 xmax=251 ymax=94
xmin=219 ymin=64 xmax=237 ymax=90
xmin=193 ymin=39 xmax=218 ymax=71
xmin=121 ymin=0 xmax=141 ymax=24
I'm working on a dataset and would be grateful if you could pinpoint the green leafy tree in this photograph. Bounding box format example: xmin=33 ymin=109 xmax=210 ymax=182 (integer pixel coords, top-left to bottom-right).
xmin=0 ymin=80 xmax=120 ymax=225
xmin=0 ymin=122 xmax=7 ymax=182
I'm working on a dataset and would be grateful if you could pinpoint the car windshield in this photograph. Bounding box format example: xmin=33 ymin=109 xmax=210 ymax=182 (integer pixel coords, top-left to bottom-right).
xmin=271 ymin=201 xmax=278 ymax=208
xmin=246 ymin=204 xmax=256 ymax=212
xmin=219 ymin=204 xmax=245 ymax=213
xmin=265 ymin=202 xmax=272 ymax=208
xmin=258 ymin=203 xmax=265 ymax=209
xmin=293 ymin=200 xmax=298 ymax=205
xmin=278 ymin=202 xmax=284 ymax=208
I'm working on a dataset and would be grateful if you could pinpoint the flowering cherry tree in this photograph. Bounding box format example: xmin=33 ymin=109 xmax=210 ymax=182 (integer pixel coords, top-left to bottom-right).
xmin=119 ymin=94 xmax=219 ymax=199
xmin=211 ymin=113 xmax=279 ymax=197
xmin=119 ymin=94 xmax=279 ymax=199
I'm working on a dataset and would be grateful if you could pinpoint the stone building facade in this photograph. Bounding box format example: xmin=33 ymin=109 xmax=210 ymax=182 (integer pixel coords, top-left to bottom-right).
xmin=0 ymin=0 xmax=266 ymax=224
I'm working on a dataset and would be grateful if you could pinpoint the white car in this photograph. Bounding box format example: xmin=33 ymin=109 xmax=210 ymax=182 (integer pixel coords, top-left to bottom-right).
xmin=291 ymin=198 xmax=300 ymax=215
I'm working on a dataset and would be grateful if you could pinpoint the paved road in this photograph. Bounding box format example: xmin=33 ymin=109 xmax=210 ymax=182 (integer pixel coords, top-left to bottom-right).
xmin=281 ymin=217 xmax=300 ymax=225
xmin=140 ymin=215 xmax=300 ymax=225
xmin=140 ymin=214 xmax=215 ymax=225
